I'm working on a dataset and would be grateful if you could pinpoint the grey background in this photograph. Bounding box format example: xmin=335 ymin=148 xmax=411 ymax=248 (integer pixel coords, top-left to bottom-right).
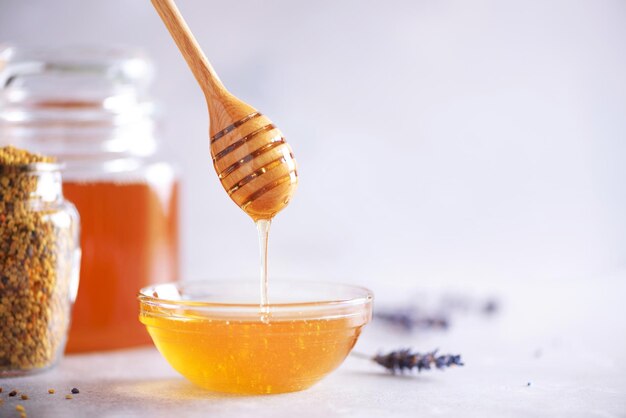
xmin=2 ymin=0 xmax=625 ymax=287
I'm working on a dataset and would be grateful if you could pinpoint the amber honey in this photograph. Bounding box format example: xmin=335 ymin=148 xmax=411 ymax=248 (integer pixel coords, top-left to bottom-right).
xmin=65 ymin=180 xmax=179 ymax=352
xmin=140 ymin=313 xmax=364 ymax=394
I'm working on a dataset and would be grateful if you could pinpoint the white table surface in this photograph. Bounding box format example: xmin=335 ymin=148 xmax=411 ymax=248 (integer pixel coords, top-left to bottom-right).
xmin=2 ymin=274 xmax=625 ymax=418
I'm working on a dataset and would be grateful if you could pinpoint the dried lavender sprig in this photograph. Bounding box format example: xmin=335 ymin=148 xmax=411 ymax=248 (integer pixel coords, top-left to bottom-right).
xmin=354 ymin=349 xmax=463 ymax=374
xmin=374 ymin=296 xmax=499 ymax=332
xmin=374 ymin=310 xmax=449 ymax=331
xmin=439 ymin=295 xmax=499 ymax=316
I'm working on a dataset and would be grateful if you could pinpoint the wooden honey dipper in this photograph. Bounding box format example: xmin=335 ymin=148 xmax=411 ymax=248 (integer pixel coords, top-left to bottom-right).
xmin=151 ymin=0 xmax=298 ymax=220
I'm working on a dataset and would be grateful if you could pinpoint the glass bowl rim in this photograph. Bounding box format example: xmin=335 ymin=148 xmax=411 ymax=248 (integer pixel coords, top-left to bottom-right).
xmin=138 ymin=279 xmax=374 ymax=316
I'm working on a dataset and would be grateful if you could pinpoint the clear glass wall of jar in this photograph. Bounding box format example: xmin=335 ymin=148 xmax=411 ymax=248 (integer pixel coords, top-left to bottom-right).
xmin=0 ymin=46 xmax=180 ymax=352
xmin=0 ymin=157 xmax=80 ymax=375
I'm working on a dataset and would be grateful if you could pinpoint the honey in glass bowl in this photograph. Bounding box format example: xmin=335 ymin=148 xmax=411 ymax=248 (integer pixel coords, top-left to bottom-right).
xmin=138 ymin=280 xmax=373 ymax=394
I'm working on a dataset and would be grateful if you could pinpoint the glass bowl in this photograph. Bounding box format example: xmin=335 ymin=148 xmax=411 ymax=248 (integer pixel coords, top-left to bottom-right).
xmin=138 ymin=280 xmax=373 ymax=395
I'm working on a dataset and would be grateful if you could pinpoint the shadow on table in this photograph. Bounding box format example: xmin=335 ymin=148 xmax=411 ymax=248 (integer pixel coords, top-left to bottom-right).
xmin=91 ymin=369 xmax=437 ymax=405
xmin=102 ymin=377 xmax=250 ymax=401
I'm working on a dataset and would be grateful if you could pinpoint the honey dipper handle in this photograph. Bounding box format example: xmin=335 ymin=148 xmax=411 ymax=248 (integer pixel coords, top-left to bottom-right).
xmin=150 ymin=0 xmax=226 ymax=97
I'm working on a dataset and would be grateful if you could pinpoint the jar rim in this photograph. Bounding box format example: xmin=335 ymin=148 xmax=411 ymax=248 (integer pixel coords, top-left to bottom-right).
xmin=0 ymin=45 xmax=159 ymax=160
xmin=0 ymin=44 xmax=154 ymax=92
xmin=0 ymin=161 xmax=64 ymax=173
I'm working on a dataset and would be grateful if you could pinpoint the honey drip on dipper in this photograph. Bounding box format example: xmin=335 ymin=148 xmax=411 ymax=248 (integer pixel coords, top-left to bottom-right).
xmin=150 ymin=0 xmax=298 ymax=317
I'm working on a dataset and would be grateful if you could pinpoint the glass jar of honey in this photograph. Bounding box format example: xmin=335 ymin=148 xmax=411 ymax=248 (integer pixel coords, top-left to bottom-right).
xmin=0 ymin=46 xmax=180 ymax=352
